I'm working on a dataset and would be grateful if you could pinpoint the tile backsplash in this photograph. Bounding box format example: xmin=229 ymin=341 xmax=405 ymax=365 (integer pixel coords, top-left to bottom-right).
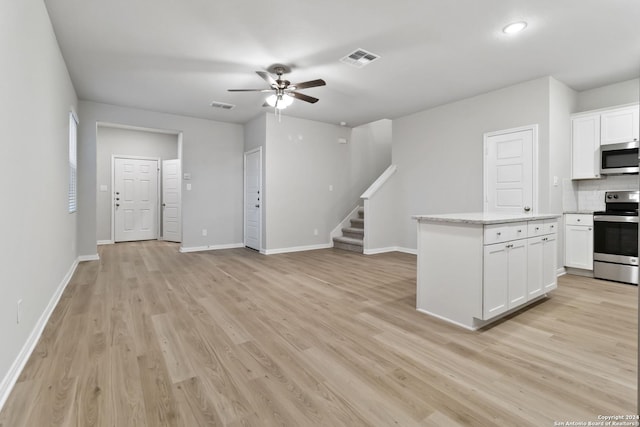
xmin=565 ymin=175 xmax=640 ymax=211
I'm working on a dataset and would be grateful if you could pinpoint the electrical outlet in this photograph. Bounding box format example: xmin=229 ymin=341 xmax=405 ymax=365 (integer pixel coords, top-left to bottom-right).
xmin=313 ymin=229 xmax=318 ymax=236
xmin=17 ymin=299 xmax=22 ymax=324
xmin=202 ymin=229 xmax=207 ymax=236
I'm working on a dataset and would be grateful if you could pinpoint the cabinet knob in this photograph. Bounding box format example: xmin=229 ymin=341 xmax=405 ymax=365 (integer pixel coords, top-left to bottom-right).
xmin=588 ymin=227 xmax=592 ymax=231
xmin=536 ymin=227 xmax=540 ymax=230
xmin=497 ymin=232 xmax=501 ymax=236
xmin=577 ymin=219 xmax=581 ymax=222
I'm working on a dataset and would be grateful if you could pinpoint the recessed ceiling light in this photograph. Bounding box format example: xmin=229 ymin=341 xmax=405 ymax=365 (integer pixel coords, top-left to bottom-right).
xmin=503 ymin=21 xmax=527 ymax=34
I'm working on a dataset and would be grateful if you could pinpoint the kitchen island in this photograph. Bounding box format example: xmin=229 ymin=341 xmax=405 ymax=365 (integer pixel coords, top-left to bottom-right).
xmin=413 ymin=212 xmax=561 ymax=330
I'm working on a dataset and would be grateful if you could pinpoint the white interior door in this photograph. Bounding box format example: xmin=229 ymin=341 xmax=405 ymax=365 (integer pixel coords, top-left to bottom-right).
xmin=114 ymin=157 xmax=159 ymax=242
xmin=162 ymin=159 xmax=181 ymax=242
xmin=244 ymin=148 xmax=262 ymax=251
xmin=484 ymin=126 xmax=536 ymax=214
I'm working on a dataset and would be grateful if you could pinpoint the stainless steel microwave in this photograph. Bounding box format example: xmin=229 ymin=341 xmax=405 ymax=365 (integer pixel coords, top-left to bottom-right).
xmin=600 ymin=141 xmax=639 ymax=175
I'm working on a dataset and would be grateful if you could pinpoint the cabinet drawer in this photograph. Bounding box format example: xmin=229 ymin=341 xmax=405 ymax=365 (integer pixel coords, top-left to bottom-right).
xmin=484 ymin=222 xmax=527 ymax=245
xmin=528 ymin=220 xmax=545 ymax=237
xmin=544 ymin=220 xmax=558 ymax=235
xmin=565 ymin=214 xmax=593 ymax=226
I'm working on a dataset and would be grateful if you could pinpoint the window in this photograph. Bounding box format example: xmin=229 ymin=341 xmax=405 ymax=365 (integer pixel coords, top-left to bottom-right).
xmin=68 ymin=109 xmax=78 ymax=213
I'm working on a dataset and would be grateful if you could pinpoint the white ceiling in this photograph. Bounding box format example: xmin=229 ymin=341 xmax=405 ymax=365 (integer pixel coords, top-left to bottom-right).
xmin=44 ymin=0 xmax=640 ymax=127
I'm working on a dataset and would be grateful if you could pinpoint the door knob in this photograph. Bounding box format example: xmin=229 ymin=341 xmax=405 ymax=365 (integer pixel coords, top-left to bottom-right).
xmin=115 ymin=203 xmax=120 ymax=207
xmin=255 ymin=204 xmax=260 ymax=208
xmin=524 ymin=206 xmax=531 ymax=212
xmin=162 ymin=203 xmax=166 ymax=207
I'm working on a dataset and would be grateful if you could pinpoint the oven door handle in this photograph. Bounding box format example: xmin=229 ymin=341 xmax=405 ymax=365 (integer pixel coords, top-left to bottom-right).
xmin=593 ymin=215 xmax=639 ymax=223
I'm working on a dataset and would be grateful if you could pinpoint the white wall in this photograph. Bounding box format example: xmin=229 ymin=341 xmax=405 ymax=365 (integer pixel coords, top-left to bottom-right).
xmin=96 ymin=126 xmax=179 ymax=242
xmin=0 ymin=0 xmax=78 ymax=406
xmin=243 ymin=113 xmax=391 ymax=253
xmin=548 ymin=77 xmax=578 ymax=268
xmin=349 ymin=119 xmax=393 ymax=202
xmin=263 ymin=114 xmax=351 ymax=251
xmin=391 ymin=77 xmax=552 ymax=250
xmin=78 ymin=101 xmax=244 ymax=255
xmin=576 ymin=78 xmax=639 ymax=112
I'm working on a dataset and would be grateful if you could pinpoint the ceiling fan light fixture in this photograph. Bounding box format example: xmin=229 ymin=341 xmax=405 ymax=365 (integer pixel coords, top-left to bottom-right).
xmin=266 ymin=93 xmax=294 ymax=109
xmin=503 ymin=21 xmax=527 ymax=34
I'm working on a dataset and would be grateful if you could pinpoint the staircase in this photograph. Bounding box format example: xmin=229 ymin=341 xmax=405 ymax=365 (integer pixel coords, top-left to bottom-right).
xmin=333 ymin=207 xmax=364 ymax=253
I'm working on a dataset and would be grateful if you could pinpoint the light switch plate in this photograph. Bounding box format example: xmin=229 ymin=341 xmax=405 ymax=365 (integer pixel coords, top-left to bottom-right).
xmin=186 ymin=183 xmax=192 ymax=191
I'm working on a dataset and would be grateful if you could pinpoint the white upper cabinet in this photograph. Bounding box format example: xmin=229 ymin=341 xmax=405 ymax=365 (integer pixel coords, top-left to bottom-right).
xmin=570 ymin=103 xmax=639 ymax=180
xmin=571 ymin=113 xmax=600 ymax=179
xmin=600 ymin=105 xmax=639 ymax=145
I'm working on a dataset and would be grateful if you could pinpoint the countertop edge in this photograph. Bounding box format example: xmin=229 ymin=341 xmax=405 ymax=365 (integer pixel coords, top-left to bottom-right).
xmin=412 ymin=213 xmax=562 ymax=225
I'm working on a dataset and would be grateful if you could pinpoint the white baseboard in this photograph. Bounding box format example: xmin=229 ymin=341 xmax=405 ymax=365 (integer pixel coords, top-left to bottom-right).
xmin=556 ymin=267 xmax=567 ymax=276
xmin=364 ymin=246 xmax=417 ymax=255
xmin=78 ymin=254 xmax=99 ymax=262
xmin=262 ymin=243 xmax=332 ymax=255
xmin=179 ymin=243 xmax=244 ymax=253
xmin=97 ymin=240 xmax=113 ymax=245
xmin=0 ymin=257 xmax=79 ymax=412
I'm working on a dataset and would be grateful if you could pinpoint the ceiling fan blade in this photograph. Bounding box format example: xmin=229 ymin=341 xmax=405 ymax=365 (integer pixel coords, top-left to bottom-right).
xmin=227 ymin=88 xmax=272 ymax=92
xmin=256 ymin=71 xmax=278 ymax=87
xmin=291 ymin=79 xmax=326 ymax=90
xmin=289 ymin=91 xmax=319 ymax=104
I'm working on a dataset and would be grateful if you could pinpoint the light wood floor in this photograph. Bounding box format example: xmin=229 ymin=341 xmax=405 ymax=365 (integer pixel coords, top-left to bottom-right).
xmin=0 ymin=241 xmax=637 ymax=426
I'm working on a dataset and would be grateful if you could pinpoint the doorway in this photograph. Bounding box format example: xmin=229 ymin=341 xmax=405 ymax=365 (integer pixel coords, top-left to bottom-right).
xmin=97 ymin=124 xmax=182 ymax=244
xmin=113 ymin=156 xmax=159 ymax=242
xmin=484 ymin=125 xmax=538 ymax=214
xmin=244 ymin=147 xmax=262 ymax=251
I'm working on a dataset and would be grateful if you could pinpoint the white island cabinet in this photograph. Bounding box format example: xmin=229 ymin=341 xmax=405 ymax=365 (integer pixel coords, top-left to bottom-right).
xmin=413 ymin=213 xmax=560 ymax=330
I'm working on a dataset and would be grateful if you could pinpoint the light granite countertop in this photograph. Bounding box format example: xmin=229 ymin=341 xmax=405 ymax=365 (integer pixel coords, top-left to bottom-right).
xmin=412 ymin=212 xmax=561 ymax=225
xmin=563 ymin=210 xmax=595 ymax=215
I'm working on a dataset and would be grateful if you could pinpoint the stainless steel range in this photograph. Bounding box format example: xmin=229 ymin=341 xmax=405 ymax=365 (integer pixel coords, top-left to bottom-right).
xmin=593 ymin=190 xmax=639 ymax=285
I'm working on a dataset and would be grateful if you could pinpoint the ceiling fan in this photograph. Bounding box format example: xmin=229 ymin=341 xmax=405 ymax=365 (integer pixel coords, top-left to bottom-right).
xmin=228 ymin=64 xmax=326 ymax=109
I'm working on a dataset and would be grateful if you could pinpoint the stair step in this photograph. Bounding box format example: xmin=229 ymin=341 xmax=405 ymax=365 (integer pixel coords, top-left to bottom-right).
xmin=350 ymin=218 xmax=364 ymax=228
xmin=333 ymin=236 xmax=363 ymax=253
xmin=342 ymin=227 xmax=364 ymax=239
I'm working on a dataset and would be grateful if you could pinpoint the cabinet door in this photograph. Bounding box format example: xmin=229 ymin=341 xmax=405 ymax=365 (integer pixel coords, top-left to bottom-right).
xmin=571 ymin=114 xmax=600 ymax=179
xmin=527 ymin=237 xmax=545 ymax=300
xmin=600 ymin=106 xmax=639 ymax=145
xmin=543 ymin=235 xmax=558 ymax=292
xmin=508 ymin=239 xmax=527 ymax=308
xmin=483 ymin=243 xmax=509 ymax=319
xmin=564 ymin=225 xmax=593 ymax=270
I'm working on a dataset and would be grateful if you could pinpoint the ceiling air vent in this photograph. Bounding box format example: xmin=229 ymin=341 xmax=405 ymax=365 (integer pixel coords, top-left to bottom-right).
xmin=340 ymin=48 xmax=380 ymax=68
xmin=210 ymin=101 xmax=235 ymax=110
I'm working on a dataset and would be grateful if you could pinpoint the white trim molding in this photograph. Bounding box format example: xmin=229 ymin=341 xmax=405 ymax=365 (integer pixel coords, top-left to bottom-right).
xmin=262 ymin=243 xmax=332 ymax=255
xmin=364 ymin=246 xmax=417 ymax=255
xmin=97 ymin=240 xmax=113 ymax=245
xmin=0 ymin=258 xmax=79 ymax=411
xmin=179 ymin=243 xmax=245 ymax=253
xmin=360 ymin=165 xmax=397 ymax=199
xmin=78 ymin=254 xmax=100 ymax=262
